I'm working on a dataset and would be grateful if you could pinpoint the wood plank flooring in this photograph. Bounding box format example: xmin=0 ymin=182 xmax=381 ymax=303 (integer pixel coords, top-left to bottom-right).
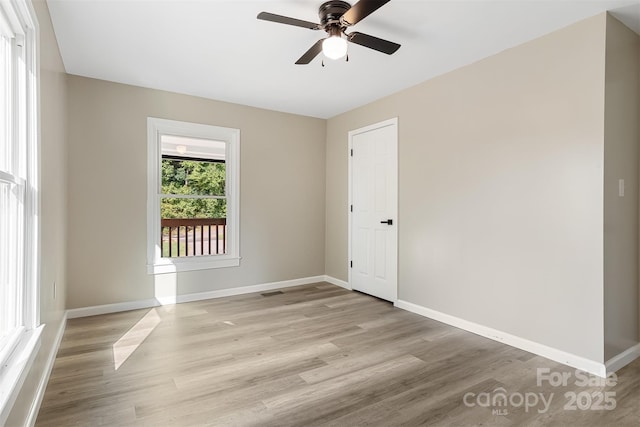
xmin=35 ymin=283 xmax=640 ymax=426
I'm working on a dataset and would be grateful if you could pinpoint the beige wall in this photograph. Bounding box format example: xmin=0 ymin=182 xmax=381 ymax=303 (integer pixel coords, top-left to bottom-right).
xmin=6 ymin=1 xmax=68 ymax=425
xmin=65 ymin=76 xmax=326 ymax=309
xmin=603 ymin=14 xmax=640 ymax=361
xmin=326 ymin=14 xmax=608 ymax=362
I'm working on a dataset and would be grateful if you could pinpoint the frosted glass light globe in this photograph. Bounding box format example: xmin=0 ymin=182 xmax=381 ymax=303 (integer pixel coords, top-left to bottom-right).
xmin=322 ymin=35 xmax=348 ymax=60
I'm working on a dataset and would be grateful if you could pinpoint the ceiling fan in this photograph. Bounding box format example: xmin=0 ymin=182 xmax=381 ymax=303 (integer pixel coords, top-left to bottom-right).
xmin=257 ymin=0 xmax=400 ymax=64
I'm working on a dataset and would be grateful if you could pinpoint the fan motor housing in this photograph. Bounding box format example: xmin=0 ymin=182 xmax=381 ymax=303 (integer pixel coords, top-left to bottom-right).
xmin=319 ymin=1 xmax=351 ymax=25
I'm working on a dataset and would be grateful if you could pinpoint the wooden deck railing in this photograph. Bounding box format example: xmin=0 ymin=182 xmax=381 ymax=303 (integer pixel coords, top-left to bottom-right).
xmin=161 ymin=218 xmax=227 ymax=257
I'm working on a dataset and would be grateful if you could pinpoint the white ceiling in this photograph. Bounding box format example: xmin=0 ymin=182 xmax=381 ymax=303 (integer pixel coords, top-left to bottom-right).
xmin=47 ymin=0 xmax=640 ymax=119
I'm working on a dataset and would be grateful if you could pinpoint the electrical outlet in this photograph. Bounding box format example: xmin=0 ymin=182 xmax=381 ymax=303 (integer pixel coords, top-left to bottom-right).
xmin=53 ymin=281 xmax=56 ymax=299
xmin=619 ymin=179 xmax=625 ymax=197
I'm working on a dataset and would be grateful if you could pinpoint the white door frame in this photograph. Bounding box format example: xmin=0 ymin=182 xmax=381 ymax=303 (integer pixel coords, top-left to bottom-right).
xmin=348 ymin=117 xmax=398 ymax=301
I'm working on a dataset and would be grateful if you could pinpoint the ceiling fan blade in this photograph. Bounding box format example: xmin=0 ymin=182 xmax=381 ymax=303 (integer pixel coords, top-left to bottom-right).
xmin=341 ymin=0 xmax=391 ymax=26
xmin=347 ymin=31 xmax=400 ymax=55
xmin=257 ymin=12 xmax=321 ymax=30
xmin=295 ymin=39 xmax=324 ymax=65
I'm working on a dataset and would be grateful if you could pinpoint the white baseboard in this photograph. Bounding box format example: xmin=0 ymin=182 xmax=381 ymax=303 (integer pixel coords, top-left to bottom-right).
xmin=323 ymin=275 xmax=351 ymax=290
xmin=605 ymin=343 xmax=640 ymax=375
xmin=155 ymin=275 xmax=327 ymax=305
xmin=395 ymin=299 xmax=607 ymax=378
xmin=26 ymin=312 xmax=67 ymax=427
xmin=66 ymin=275 xmax=329 ymax=318
xmin=66 ymin=298 xmax=160 ymax=319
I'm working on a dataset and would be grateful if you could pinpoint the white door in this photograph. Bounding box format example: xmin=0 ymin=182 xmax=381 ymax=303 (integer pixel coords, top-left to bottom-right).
xmin=349 ymin=118 xmax=398 ymax=302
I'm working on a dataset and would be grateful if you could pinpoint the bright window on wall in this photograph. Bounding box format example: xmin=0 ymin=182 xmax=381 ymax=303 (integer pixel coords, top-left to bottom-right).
xmin=147 ymin=118 xmax=240 ymax=274
xmin=0 ymin=0 xmax=40 ymax=423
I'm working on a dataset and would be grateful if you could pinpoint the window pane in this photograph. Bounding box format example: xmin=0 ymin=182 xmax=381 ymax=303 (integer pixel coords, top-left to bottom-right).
xmin=161 ymin=158 xmax=225 ymax=197
xmin=0 ymin=34 xmax=10 ymax=173
xmin=160 ymin=198 xmax=227 ymax=257
xmin=0 ymin=183 xmax=17 ymax=345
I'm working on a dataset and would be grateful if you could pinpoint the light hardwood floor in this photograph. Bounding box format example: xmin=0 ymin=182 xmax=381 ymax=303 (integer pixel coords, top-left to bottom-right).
xmin=35 ymin=283 xmax=640 ymax=426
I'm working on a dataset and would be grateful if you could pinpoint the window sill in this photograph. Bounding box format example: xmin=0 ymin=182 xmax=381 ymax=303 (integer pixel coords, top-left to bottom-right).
xmin=147 ymin=256 xmax=241 ymax=275
xmin=0 ymin=325 xmax=44 ymax=426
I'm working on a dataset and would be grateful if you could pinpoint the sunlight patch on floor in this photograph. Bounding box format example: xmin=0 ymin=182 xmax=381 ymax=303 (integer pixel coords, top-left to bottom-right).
xmin=112 ymin=309 xmax=161 ymax=370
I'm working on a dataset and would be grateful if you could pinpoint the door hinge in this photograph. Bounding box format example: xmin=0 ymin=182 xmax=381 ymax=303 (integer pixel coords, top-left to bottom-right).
xmin=350 ymin=149 xmax=353 ymax=157
xmin=350 ymin=260 xmax=353 ymax=268
xmin=350 ymin=204 xmax=353 ymax=212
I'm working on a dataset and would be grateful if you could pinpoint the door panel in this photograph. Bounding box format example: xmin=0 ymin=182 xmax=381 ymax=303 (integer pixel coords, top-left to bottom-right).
xmin=374 ymin=229 xmax=387 ymax=279
xmin=350 ymin=119 xmax=397 ymax=302
xmin=355 ymin=227 xmax=369 ymax=275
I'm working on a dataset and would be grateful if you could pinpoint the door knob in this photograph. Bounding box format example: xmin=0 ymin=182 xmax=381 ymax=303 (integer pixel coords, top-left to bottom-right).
xmin=380 ymin=219 xmax=393 ymax=225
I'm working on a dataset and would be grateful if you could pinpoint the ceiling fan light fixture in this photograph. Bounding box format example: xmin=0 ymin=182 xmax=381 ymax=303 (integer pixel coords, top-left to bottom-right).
xmin=322 ymin=35 xmax=348 ymax=60
xmin=258 ymin=0 xmax=400 ymax=64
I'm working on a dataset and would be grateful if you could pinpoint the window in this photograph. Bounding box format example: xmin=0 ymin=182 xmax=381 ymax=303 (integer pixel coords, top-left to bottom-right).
xmin=0 ymin=0 xmax=40 ymax=423
xmin=160 ymin=136 xmax=227 ymax=258
xmin=147 ymin=118 xmax=240 ymax=274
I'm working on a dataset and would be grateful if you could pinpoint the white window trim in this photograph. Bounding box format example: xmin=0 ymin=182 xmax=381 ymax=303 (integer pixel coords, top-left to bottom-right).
xmin=0 ymin=0 xmax=41 ymax=424
xmin=146 ymin=117 xmax=240 ymax=274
